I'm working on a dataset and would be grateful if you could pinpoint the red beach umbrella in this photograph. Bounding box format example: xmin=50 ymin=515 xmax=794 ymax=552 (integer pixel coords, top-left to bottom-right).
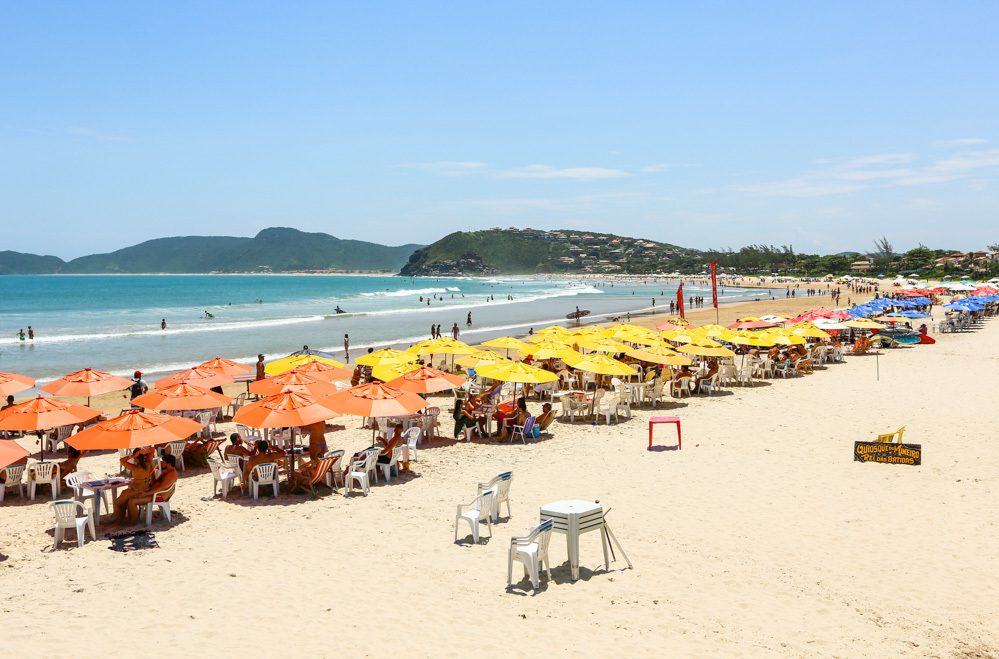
xmin=0 ymin=371 xmax=35 ymax=397
xmin=132 ymin=382 xmax=231 ymax=412
xmin=155 ymin=366 xmax=233 ymax=390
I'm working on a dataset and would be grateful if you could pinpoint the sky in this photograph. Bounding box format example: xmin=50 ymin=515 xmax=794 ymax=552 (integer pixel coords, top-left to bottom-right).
xmin=2 ymin=2 xmax=998 ymax=259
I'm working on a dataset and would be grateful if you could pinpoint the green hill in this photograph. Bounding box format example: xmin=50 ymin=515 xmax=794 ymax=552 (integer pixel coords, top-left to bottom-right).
xmin=400 ymin=228 xmax=688 ymax=275
xmin=47 ymin=227 xmax=421 ymax=273
xmin=0 ymin=251 xmax=66 ymax=274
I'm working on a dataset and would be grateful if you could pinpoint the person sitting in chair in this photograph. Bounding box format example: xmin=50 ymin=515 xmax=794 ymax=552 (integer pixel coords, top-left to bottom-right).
xmin=242 ymin=440 xmax=285 ymax=493
xmin=536 ymin=402 xmax=557 ymax=431
xmin=125 ymin=454 xmax=179 ymax=525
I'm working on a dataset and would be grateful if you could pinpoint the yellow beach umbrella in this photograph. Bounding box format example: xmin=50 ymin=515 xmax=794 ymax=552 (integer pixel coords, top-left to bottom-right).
xmin=677 ymin=343 xmax=736 ymax=358
xmin=663 ymin=330 xmax=718 ymax=346
xmin=455 ymin=350 xmax=507 ymax=369
xmin=562 ymin=352 xmax=638 ymax=376
xmin=573 ymin=335 xmax=631 ymax=353
xmin=371 ymin=361 xmax=422 ymax=382
xmin=356 ymin=348 xmax=417 ymax=367
xmin=726 ymin=332 xmax=777 ymax=347
xmin=843 ymin=318 xmax=886 ymax=329
xmin=481 ymin=336 xmax=531 ymax=352
xmin=791 ymin=324 xmax=831 ymax=339
xmin=265 ymin=354 xmax=345 ymax=376
xmin=407 ymin=337 xmax=474 ymax=356
xmin=767 ymin=332 xmax=806 ymax=346
xmin=475 ymin=361 xmax=558 ymax=384
xmin=625 ymin=344 xmax=693 ymax=366
xmin=520 ymin=340 xmax=575 ymax=360
xmin=531 ymin=326 xmax=570 ymax=339
xmin=700 ymin=324 xmax=736 ymax=341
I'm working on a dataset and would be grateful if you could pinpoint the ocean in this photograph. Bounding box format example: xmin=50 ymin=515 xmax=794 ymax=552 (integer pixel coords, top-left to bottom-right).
xmin=0 ymin=274 xmax=761 ymax=381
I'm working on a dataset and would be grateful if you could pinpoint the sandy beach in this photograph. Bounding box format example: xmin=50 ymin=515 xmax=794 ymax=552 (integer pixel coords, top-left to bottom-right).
xmin=2 ymin=293 xmax=997 ymax=658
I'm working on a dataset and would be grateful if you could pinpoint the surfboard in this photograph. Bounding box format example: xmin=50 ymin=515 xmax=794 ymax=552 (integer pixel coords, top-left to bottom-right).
xmin=566 ymin=309 xmax=591 ymax=320
xmin=918 ymin=333 xmax=936 ymax=345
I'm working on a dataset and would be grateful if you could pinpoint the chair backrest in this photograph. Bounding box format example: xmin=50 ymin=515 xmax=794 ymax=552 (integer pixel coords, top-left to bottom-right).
xmin=168 ymin=440 xmax=187 ymax=456
xmin=325 ymin=449 xmax=345 ymax=472
xmin=310 ymin=457 xmax=336 ymax=485
xmin=390 ymin=445 xmax=404 ymax=465
xmin=252 ymin=462 xmax=277 ymax=481
xmin=494 ymin=472 xmax=512 ymax=502
xmin=364 ymin=450 xmax=380 ymax=471
xmin=526 ymin=518 xmax=555 ymax=549
xmin=2 ymin=464 xmax=25 ymax=484
xmin=152 ymin=484 xmax=176 ymax=502
xmin=34 ymin=461 xmax=57 ymax=480
xmin=207 ymin=458 xmax=224 ymax=478
xmin=56 ymin=425 xmax=75 ymax=441
xmin=196 ymin=411 xmax=212 ymax=425
xmin=403 ymin=426 xmax=422 ymax=447
xmin=522 ymin=416 xmax=536 ymax=436
xmin=51 ymin=499 xmax=85 ymax=523
xmin=63 ymin=471 xmax=94 ymax=490
xmin=426 ymin=406 xmax=441 ymax=418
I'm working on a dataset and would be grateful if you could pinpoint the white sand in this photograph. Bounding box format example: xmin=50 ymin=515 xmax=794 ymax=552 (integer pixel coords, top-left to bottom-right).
xmin=2 ymin=310 xmax=998 ymax=657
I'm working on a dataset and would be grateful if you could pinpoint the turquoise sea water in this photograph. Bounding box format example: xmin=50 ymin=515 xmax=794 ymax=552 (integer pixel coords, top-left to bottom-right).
xmin=0 ymin=274 xmax=757 ymax=380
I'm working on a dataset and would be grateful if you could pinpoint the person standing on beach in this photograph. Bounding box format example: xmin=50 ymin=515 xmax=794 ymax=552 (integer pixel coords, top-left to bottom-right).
xmin=343 ymin=334 xmax=350 ymax=362
xmin=467 ymin=312 xmax=472 ymax=327
xmin=430 ymin=324 xmax=436 ymax=339
xmin=160 ymin=319 xmax=166 ymax=330
xmin=129 ymin=371 xmax=148 ymax=406
xmin=255 ymin=354 xmax=266 ymax=381
xmin=452 ymin=323 xmax=460 ymax=340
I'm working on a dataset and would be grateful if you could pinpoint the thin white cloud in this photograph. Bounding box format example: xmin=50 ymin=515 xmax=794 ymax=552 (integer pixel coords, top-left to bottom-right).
xmin=495 ymin=164 xmax=630 ymax=180
xmin=931 ymin=137 xmax=989 ymax=148
xmin=739 ymin=148 xmax=999 ymax=197
xmin=68 ymin=127 xmax=134 ymax=143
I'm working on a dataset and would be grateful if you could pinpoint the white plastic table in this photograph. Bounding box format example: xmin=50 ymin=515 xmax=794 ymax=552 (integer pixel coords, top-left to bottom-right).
xmin=81 ymin=477 xmax=132 ymax=529
xmin=539 ymin=499 xmax=609 ymax=581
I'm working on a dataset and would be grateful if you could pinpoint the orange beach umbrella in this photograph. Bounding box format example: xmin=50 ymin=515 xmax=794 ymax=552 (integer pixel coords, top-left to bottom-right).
xmin=132 ymin=382 xmax=231 ymax=412
xmin=41 ymin=368 xmax=133 ymax=402
xmin=249 ymin=371 xmax=339 ymax=397
xmin=288 ymin=361 xmax=354 ymax=382
xmin=386 ymin=366 xmax=466 ymax=394
xmin=322 ymin=382 xmax=428 ymax=418
xmin=196 ymin=357 xmax=254 ymax=376
xmin=155 ymin=366 xmax=233 ymax=390
xmin=233 ymin=391 xmax=340 ymax=429
xmin=0 ymin=439 xmax=29 ymax=470
xmin=0 ymin=396 xmax=100 ymax=432
xmin=0 ymin=371 xmax=35 ymax=397
xmin=67 ymin=410 xmax=203 ymax=450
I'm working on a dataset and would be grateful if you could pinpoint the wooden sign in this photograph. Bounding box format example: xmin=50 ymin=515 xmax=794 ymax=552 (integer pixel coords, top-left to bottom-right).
xmin=854 ymin=441 xmax=921 ymax=465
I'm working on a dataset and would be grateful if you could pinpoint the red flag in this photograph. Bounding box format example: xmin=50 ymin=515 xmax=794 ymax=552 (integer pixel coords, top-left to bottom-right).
xmin=710 ymin=261 xmax=718 ymax=309
xmin=676 ymin=282 xmax=685 ymax=318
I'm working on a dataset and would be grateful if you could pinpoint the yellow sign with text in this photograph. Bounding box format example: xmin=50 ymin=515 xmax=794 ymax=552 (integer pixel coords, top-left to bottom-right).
xmin=854 ymin=441 xmax=921 ymax=466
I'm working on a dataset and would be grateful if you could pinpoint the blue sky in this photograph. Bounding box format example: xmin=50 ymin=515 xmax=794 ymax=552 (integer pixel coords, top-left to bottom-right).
xmin=2 ymin=2 xmax=997 ymax=258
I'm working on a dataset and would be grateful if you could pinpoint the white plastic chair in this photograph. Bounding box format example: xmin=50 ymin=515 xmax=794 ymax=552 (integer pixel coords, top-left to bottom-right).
xmin=363 ymin=449 xmax=380 ymax=484
xmin=249 ymin=462 xmax=279 ymax=500
xmin=477 ymin=471 xmax=512 ymax=522
xmin=378 ymin=445 xmax=404 ymax=482
xmin=422 ymin=407 xmax=441 ymax=439
xmin=208 ymin=458 xmax=238 ymax=499
xmin=511 ymin=416 xmax=536 ymax=444
xmin=140 ymin=484 xmax=175 ymax=525
xmin=644 ymin=379 xmax=665 ymax=407
xmin=595 ymin=394 xmax=619 ymax=424
xmin=196 ymin=411 xmax=214 ymax=440
xmin=345 ymin=455 xmax=371 ymax=496
xmin=402 ymin=426 xmax=422 ymax=462
xmin=507 ymin=518 xmax=554 ymax=590
xmin=50 ymin=499 xmax=95 ymax=549
xmin=698 ymin=373 xmax=720 ymax=395
xmin=29 ymin=461 xmax=61 ymax=501
xmin=0 ymin=464 xmax=26 ymax=502
xmin=226 ymin=455 xmax=246 ymax=487
xmin=166 ymin=441 xmax=187 ymax=471
xmin=670 ymin=377 xmax=692 ymax=398
xmin=454 ymin=491 xmax=495 ymax=544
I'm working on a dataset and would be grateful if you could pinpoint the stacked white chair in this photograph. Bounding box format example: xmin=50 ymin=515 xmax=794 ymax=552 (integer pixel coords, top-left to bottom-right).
xmin=166 ymin=441 xmax=187 ymax=471
xmin=345 ymin=454 xmax=371 ymax=496
xmin=477 ymin=471 xmax=512 ymax=522
xmin=507 ymin=518 xmax=554 ymax=591
xmin=49 ymin=500 xmax=95 ymax=549
xmin=454 ymin=491 xmax=495 ymax=544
